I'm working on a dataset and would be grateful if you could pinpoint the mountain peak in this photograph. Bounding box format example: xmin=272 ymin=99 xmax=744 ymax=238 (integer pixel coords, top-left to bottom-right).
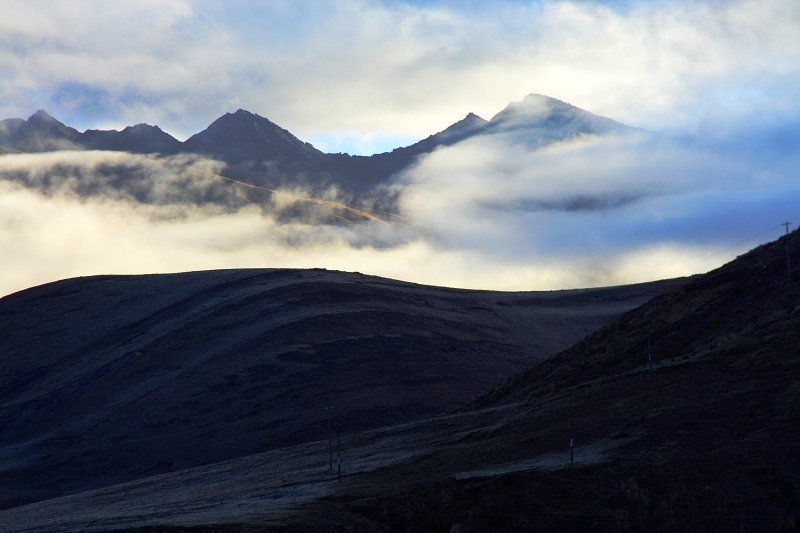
xmin=461 ymin=112 xmax=488 ymax=126
xmin=28 ymin=109 xmax=59 ymax=123
xmin=488 ymin=92 xmax=631 ymax=139
xmin=434 ymin=112 xmax=488 ymax=142
xmin=182 ymin=108 xmax=323 ymax=163
xmin=230 ymin=109 xmax=252 ymax=118
xmin=523 ymin=93 xmax=571 ymax=105
xmin=0 ymin=109 xmax=83 ymax=151
xmin=491 ymin=94 xmax=576 ymax=122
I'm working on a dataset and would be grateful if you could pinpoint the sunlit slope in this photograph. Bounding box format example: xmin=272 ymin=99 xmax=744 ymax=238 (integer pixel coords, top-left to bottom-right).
xmin=0 ymin=269 xmax=681 ymax=511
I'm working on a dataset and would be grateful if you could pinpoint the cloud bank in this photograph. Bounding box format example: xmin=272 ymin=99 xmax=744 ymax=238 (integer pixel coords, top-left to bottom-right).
xmin=0 ymin=175 xmax=713 ymax=298
xmin=2 ymin=0 xmax=797 ymax=294
xmin=402 ymin=132 xmax=792 ymax=247
xmin=2 ymin=126 xmax=797 ymax=297
xmin=397 ymin=126 xmax=800 ymax=268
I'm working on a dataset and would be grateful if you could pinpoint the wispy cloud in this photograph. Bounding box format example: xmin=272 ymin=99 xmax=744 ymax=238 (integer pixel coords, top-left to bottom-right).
xmin=1 ymin=0 xmax=797 ymax=151
xmin=0 ymin=172 xmax=716 ymax=298
xmin=393 ymin=125 xmax=800 ymax=281
xmin=2 ymin=128 xmax=796 ymax=297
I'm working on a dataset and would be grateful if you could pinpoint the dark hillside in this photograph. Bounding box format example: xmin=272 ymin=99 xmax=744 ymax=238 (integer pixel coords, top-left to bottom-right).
xmin=484 ymin=229 xmax=800 ymax=405
xmin=0 ymin=269 xmax=678 ymax=512
xmin=344 ymin=230 xmax=800 ymax=531
xmin=3 ymin=235 xmax=794 ymax=531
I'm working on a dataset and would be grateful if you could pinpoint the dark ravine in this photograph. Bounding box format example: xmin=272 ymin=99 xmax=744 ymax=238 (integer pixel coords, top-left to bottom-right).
xmin=1 ymin=230 xmax=796 ymax=532
xmin=0 ymin=269 xmax=682 ymax=513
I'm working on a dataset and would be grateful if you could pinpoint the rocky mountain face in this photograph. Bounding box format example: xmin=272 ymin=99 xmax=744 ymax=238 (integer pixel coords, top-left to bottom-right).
xmin=0 ymin=95 xmax=639 ymax=196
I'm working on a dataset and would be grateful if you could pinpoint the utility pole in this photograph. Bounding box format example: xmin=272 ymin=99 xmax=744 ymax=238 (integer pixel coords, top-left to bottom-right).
xmin=569 ymin=419 xmax=574 ymax=466
xmin=782 ymin=222 xmax=792 ymax=281
xmin=337 ymin=418 xmax=341 ymax=482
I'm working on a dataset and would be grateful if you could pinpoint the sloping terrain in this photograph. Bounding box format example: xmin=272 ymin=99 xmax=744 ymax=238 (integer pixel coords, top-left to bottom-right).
xmin=2 ymin=233 xmax=795 ymax=532
xmin=0 ymin=269 xmax=681 ymax=512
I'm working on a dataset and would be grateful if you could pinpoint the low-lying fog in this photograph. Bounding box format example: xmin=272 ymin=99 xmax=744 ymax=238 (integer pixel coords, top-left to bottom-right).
xmin=2 ymin=129 xmax=798 ymax=297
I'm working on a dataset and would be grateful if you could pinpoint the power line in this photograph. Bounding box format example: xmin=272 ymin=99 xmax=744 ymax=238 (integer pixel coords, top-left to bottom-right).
xmin=697 ymin=213 xmax=800 ymax=271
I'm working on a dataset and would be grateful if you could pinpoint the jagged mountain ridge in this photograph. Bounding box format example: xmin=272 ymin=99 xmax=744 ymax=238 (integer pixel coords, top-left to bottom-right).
xmin=0 ymin=95 xmax=639 ymax=195
xmin=81 ymin=123 xmax=182 ymax=154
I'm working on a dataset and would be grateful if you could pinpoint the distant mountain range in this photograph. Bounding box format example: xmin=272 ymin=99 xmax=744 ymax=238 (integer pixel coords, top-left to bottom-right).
xmin=0 ymin=95 xmax=636 ymax=196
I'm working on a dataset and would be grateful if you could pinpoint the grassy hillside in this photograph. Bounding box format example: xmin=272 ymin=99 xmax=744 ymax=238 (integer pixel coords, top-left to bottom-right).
xmin=0 ymin=269 xmax=680 ymax=512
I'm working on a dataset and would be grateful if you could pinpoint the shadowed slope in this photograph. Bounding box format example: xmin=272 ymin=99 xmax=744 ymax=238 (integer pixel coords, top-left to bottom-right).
xmin=3 ymin=233 xmax=796 ymax=532
xmin=0 ymin=269 xmax=681 ymax=511
xmin=348 ymin=231 xmax=800 ymax=531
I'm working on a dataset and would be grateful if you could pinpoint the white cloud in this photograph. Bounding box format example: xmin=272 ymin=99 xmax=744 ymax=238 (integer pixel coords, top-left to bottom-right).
xmin=0 ymin=175 xmax=726 ymax=298
xmin=1 ymin=0 xmax=798 ymax=295
xmin=2 ymin=136 xmax=795 ymax=297
xmin=1 ymin=0 xmax=798 ymax=148
xmin=395 ymin=126 xmax=800 ymax=268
